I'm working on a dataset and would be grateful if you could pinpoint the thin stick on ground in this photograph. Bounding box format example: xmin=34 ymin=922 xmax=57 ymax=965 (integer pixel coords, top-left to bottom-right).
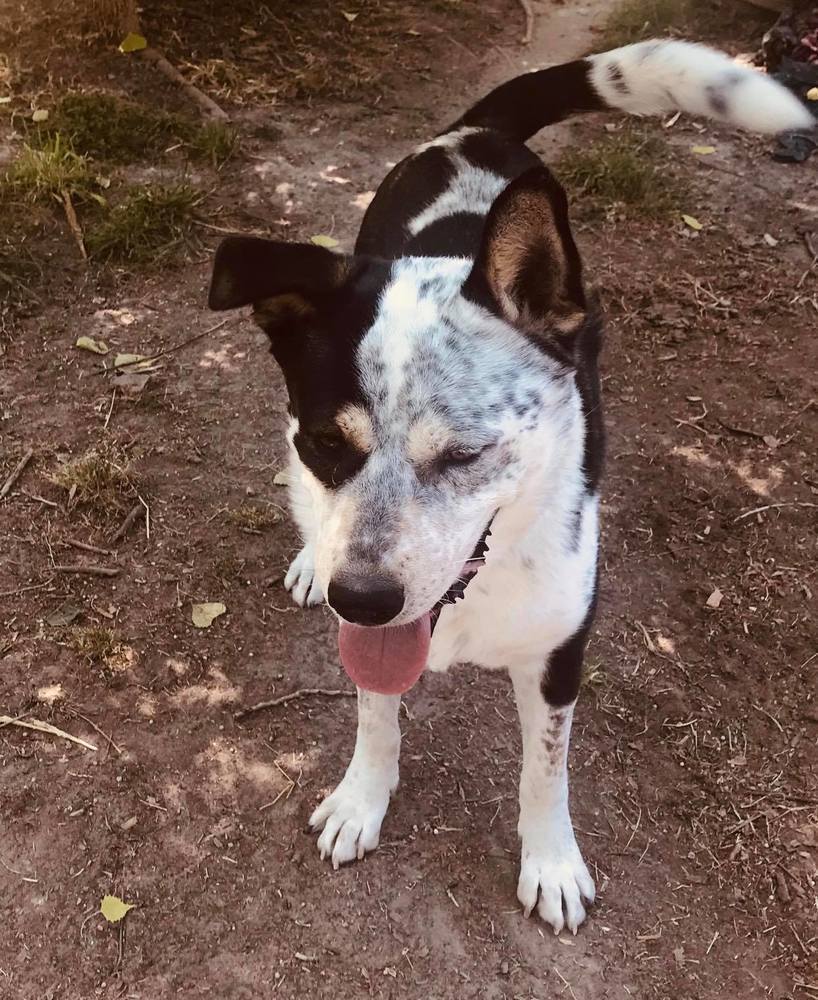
xmin=71 ymin=711 xmax=122 ymax=755
xmin=140 ymin=48 xmax=230 ymax=121
xmin=0 ymin=716 xmax=97 ymax=751
xmin=0 ymin=576 xmax=56 ymax=600
xmin=61 ymin=190 xmax=87 ymax=260
xmin=110 ymin=502 xmax=144 ymax=542
xmin=97 ymin=317 xmax=232 ymax=375
xmin=65 ymin=537 xmax=115 ymax=557
xmin=518 ymin=0 xmax=535 ymax=43
xmin=235 ymin=688 xmax=355 ymax=720
xmin=0 ymin=448 xmax=34 ymax=500
xmin=54 ymin=564 xmax=121 ymax=577
xmin=734 ymin=501 xmax=818 ymax=522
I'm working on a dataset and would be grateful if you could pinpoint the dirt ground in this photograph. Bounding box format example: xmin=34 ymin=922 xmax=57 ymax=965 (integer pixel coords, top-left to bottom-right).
xmin=1 ymin=2 xmax=817 ymax=998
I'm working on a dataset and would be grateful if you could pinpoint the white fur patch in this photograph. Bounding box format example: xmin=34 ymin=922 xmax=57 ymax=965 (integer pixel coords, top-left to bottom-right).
xmin=408 ymin=155 xmax=509 ymax=236
xmin=590 ymin=39 xmax=814 ymax=134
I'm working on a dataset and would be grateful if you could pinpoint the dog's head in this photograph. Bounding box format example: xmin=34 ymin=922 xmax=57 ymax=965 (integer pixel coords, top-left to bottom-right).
xmin=209 ymin=167 xmax=598 ymax=684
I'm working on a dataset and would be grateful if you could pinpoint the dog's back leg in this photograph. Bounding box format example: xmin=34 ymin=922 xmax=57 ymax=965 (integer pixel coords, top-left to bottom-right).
xmin=509 ymin=637 xmax=595 ymax=934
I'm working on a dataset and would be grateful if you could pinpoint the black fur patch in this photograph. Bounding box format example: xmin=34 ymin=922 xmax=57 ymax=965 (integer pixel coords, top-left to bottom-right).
xmin=606 ymin=62 xmax=629 ymax=94
xmin=355 ymin=146 xmax=455 ymax=258
xmin=405 ymin=212 xmax=488 ymax=258
xmin=705 ymin=84 xmax=728 ymax=117
xmin=540 ymin=582 xmax=598 ymax=707
xmin=449 ymin=59 xmax=604 ymax=142
xmin=270 ymin=259 xmax=392 ymax=488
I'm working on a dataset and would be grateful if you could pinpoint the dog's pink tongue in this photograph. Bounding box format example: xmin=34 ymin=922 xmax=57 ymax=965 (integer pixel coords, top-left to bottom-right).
xmin=339 ymin=615 xmax=431 ymax=695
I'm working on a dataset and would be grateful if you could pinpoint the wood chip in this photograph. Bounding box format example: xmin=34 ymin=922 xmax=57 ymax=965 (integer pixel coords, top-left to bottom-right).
xmin=705 ymin=587 xmax=723 ymax=609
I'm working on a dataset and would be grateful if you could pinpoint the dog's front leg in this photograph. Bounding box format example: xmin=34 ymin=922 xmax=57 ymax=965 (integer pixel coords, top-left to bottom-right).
xmin=283 ymin=448 xmax=323 ymax=607
xmin=509 ymin=662 xmax=595 ymax=934
xmin=309 ymin=688 xmax=401 ymax=869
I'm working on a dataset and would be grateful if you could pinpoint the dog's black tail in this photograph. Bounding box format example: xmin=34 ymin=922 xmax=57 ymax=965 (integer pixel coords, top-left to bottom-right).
xmin=449 ymin=39 xmax=811 ymax=142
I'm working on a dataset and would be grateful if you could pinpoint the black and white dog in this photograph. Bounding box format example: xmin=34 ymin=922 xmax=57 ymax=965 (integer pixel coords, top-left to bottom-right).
xmin=209 ymin=41 xmax=809 ymax=933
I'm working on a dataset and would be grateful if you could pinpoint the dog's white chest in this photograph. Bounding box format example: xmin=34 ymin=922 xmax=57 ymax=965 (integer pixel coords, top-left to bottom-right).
xmin=428 ymin=497 xmax=598 ymax=672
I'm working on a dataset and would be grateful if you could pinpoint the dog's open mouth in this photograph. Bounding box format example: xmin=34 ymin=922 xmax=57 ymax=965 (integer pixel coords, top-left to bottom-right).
xmin=337 ymin=520 xmax=494 ymax=696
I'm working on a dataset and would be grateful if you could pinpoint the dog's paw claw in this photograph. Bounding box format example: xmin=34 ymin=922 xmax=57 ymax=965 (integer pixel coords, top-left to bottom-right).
xmin=284 ymin=545 xmax=323 ymax=607
xmin=310 ymin=772 xmax=393 ymax=869
xmin=517 ymin=827 xmax=595 ymax=935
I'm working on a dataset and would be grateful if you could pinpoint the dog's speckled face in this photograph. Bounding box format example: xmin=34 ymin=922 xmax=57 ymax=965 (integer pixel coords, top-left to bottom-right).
xmin=292 ymin=256 xmax=580 ymax=623
xmin=208 ymin=168 xmax=598 ymax=623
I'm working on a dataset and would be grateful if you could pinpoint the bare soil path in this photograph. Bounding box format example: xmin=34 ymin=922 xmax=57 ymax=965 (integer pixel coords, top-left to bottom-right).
xmin=1 ymin=2 xmax=816 ymax=998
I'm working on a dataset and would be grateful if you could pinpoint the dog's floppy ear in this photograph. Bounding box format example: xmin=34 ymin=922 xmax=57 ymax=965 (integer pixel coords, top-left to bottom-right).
xmin=208 ymin=236 xmax=350 ymax=327
xmin=464 ymin=166 xmax=586 ymax=347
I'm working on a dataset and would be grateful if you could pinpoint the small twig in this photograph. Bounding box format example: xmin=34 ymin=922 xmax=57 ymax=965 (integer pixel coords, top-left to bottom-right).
xmin=518 ymin=0 xmax=535 ymax=42
xmin=0 ymin=576 xmax=55 ymax=600
xmin=753 ymin=702 xmax=784 ymax=734
xmin=716 ymin=418 xmax=765 ymax=441
xmin=61 ymin=189 xmax=87 ymax=260
xmin=110 ymin=502 xmax=144 ymax=543
xmin=0 ymin=855 xmax=37 ymax=881
xmin=0 ymin=715 xmax=97 ymax=751
xmin=734 ymin=501 xmax=817 ymax=522
xmin=65 ymin=537 xmax=115 ymax=557
xmin=235 ymin=688 xmax=354 ymax=720
xmin=21 ymin=489 xmax=58 ymax=508
xmin=71 ymin=712 xmax=122 ymax=755
xmin=54 ymin=564 xmax=120 ymax=577
xmin=0 ymin=448 xmax=34 ymax=500
xmin=96 ymin=317 xmax=231 ymax=375
xmin=104 ymin=388 xmax=116 ymax=429
xmin=140 ymin=47 xmax=230 ymax=121
xmin=139 ymin=495 xmax=151 ymax=541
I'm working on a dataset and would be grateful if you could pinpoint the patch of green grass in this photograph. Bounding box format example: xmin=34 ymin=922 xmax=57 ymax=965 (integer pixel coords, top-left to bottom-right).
xmin=598 ymin=0 xmax=762 ymax=49
xmin=581 ymin=659 xmax=605 ymax=690
xmin=2 ymin=135 xmax=96 ymax=203
xmin=557 ymin=131 xmax=685 ymax=219
xmin=227 ymin=504 xmax=281 ymax=533
xmin=52 ymin=442 xmax=138 ymax=511
xmin=85 ymin=184 xmax=200 ymax=264
xmin=68 ymin=626 xmax=118 ymax=664
xmin=33 ymin=92 xmax=236 ymax=166
xmin=68 ymin=625 xmax=134 ymax=676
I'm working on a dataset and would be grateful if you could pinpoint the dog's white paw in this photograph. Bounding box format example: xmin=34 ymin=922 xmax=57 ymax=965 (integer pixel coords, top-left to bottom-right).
xmin=517 ymin=822 xmax=595 ymax=935
xmin=309 ymin=769 xmax=394 ymax=870
xmin=284 ymin=545 xmax=323 ymax=607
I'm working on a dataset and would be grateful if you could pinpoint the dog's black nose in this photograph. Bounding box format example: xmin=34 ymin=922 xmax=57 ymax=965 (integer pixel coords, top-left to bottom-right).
xmin=327 ymin=573 xmax=405 ymax=626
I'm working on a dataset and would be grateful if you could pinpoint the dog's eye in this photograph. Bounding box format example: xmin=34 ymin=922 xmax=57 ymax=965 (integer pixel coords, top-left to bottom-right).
xmin=314 ymin=432 xmax=345 ymax=453
xmin=441 ymin=446 xmax=485 ymax=468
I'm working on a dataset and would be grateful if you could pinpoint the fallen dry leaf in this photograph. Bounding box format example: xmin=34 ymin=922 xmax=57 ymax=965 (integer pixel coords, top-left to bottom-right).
xmin=32 ymin=109 xmax=49 ymax=123
xmin=192 ymin=602 xmax=227 ymax=628
xmin=100 ymin=894 xmax=134 ymax=922
xmin=76 ymin=336 xmax=109 ymax=355
xmin=118 ymin=32 xmax=147 ymax=53
xmin=310 ymin=234 xmax=339 ymax=249
xmin=681 ymin=214 xmax=704 ymax=231
xmin=46 ymin=601 xmax=83 ymax=627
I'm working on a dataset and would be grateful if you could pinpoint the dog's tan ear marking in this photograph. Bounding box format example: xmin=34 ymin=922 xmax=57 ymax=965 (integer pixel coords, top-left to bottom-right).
xmin=208 ymin=236 xmax=349 ymax=330
xmin=465 ymin=166 xmax=586 ymax=344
